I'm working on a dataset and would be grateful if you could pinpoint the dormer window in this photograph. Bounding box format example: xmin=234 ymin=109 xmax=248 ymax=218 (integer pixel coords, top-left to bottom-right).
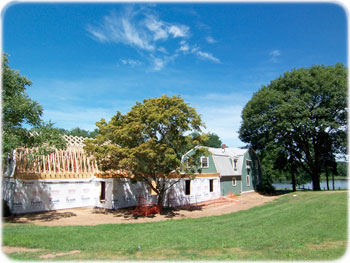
xmin=201 ymin=157 xmax=209 ymax=168
xmin=246 ymin=160 xmax=251 ymax=169
xmin=233 ymin=159 xmax=238 ymax=170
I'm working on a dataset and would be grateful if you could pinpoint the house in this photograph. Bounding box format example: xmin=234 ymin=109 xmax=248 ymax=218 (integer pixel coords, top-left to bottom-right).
xmin=2 ymin=135 xmax=221 ymax=214
xmin=182 ymin=145 xmax=262 ymax=195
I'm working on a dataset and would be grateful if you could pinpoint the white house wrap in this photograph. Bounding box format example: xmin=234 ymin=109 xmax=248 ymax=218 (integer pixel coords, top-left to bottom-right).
xmin=2 ymin=135 xmax=221 ymax=214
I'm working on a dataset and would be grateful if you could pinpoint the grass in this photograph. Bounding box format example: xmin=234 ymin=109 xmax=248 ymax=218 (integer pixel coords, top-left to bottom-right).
xmin=2 ymin=191 xmax=348 ymax=261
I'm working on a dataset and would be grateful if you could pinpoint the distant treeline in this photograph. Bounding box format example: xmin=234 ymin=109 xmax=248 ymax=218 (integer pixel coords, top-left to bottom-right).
xmin=274 ymin=161 xmax=347 ymax=184
xmin=58 ymin=127 xmax=99 ymax=138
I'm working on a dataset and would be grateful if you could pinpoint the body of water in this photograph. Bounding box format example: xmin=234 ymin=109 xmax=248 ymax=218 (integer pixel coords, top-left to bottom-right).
xmin=273 ymin=179 xmax=349 ymax=190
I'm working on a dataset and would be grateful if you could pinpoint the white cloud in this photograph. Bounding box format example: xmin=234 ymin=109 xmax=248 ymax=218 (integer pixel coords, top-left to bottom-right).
xmin=196 ymin=50 xmax=221 ymax=63
xmin=157 ymin=46 xmax=168 ymax=54
xmin=206 ymin=36 xmax=216 ymax=44
xmin=168 ymin=25 xmax=189 ymax=38
xmin=152 ymin=57 xmax=166 ymax=71
xmin=86 ymin=12 xmax=154 ymax=51
xmin=269 ymin=49 xmax=281 ymax=62
xmin=178 ymin=40 xmax=190 ymax=52
xmin=121 ymin=18 xmax=154 ymax=50
xmin=150 ymin=54 xmax=178 ymax=71
xmin=145 ymin=16 xmax=168 ymax=41
xmin=270 ymin=49 xmax=281 ymax=57
xmin=120 ymin=59 xmax=142 ymax=67
xmin=86 ymin=7 xmax=220 ymax=71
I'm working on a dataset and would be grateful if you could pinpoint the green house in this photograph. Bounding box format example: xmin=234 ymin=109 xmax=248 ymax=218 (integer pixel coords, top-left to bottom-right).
xmin=183 ymin=146 xmax=262 ymax=196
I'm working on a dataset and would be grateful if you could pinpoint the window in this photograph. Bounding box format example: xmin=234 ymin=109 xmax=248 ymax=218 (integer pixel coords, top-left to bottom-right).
xmin=201 ymin=157 xmax=209 ymax=168
xmin=185 ymin=180 xmax=191 ymax=195
xmin=246 ymin=160 xmax=251 ymax=169
xmin=232 ymin=178 xmax=237 ymax=186
xmin=233 ymin=159 xmax=238 ymax=170
xmin=246 ymin=175 xmax=250 ymax=187
xmin=100 ymin=181 xmax=106 ymax=203
xmin=209 ymin=179 xmax=214 ymax=192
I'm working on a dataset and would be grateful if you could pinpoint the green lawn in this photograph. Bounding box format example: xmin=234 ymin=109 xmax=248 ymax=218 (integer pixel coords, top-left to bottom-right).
xmin=2 ymin=191 xmax=348 ymax=261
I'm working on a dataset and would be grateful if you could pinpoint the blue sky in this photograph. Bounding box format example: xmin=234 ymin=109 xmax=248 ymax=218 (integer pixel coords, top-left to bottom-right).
xmin=2 ymin=2 xmax=347 ymax=147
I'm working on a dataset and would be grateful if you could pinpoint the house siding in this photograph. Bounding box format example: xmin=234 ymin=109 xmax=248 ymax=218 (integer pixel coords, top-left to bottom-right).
xmin=220 ymin=176 xmax=241 ymax=195
xmin=183 ymin=149 xmax=217 ymax=174
xmin=241 ymin=150 xmax=261 ymax=192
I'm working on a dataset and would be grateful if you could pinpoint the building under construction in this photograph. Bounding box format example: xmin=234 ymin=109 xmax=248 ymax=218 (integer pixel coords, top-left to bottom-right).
xmin=2 ymin=135 xmax=221 ymax=214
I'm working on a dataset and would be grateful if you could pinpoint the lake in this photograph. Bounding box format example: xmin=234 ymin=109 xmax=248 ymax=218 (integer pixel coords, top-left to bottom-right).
xmin=273 ymin=179 xmax=349 ymax=190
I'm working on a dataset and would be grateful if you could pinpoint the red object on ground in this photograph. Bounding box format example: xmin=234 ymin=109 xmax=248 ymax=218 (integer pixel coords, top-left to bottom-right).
xmin=131 ymin=204 xmax=161 ymax=216
xmin=131 ymin=196 xmax=162 ymax=216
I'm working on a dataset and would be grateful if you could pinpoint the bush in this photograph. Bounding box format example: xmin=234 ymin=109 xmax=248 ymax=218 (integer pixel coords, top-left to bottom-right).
xmin=257 ymin=173 xmax=276 ymax=194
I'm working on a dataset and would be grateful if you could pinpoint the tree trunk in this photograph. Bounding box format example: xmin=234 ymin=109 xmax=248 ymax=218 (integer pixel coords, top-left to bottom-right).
xmin=325 ymin=166 xmax=329 ymax=190
xmin=157 ymin=191 xmax=164 ymax=208
xmin=311 ymin=174 xmax=321 ymax=191
xmin=291 ymin=169 xmax=296 ymax=192
xmin=332 ymin=173 xmax=335 ymax=190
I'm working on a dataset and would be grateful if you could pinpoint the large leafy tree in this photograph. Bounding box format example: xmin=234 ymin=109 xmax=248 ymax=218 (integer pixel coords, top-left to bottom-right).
xmin=188 ymin=132 xmax=222 ymax=148
xmin=85 ymin=95 xmax=208 ymax=207
xmin=239 ymin=63 xmax=347 ymax=190
xmin=2 ymin=54 xmax=66 ymax=163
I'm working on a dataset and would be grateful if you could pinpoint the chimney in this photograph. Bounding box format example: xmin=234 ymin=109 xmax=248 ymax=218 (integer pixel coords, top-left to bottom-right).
xmin=221 ymin=144 xmax=226 ymax=152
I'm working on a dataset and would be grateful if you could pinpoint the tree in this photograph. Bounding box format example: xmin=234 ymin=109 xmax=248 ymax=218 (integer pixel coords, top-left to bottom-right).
xmin=204 ymin=132 xmax=223 ymax=148
xmin=2 ymin=54 xmax=66 ymax=162
xmin=188 ymin=132 xmax=222 ymax=148
xmin=239 ymin=63 xmax=347 ymax=191
xmin=84 ymin=95 xmax=208 ymax=207
xmin=58 ymin=127 xmax=99 ymax=138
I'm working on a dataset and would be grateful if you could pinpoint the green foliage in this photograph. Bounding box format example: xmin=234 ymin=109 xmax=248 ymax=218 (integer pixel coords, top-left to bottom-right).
xmin=2 ymin=54 xmax=66 ymax=160
xmin=85 ymin=95 xmax=208 ymax=206
xmin=239 ymin=63 xmax=347 ymax=190
xmin=3 ymin=192 xmax=347 ymax=260
xmin=58 ymin=127 xmax=98 ymax=138
xmin=194 ymin=132 xmax=222 ymax=148
xmin=186 ymin=131 xmax=222 ymax=150
xmin=334 ymin=162 xmax=347 ymax=177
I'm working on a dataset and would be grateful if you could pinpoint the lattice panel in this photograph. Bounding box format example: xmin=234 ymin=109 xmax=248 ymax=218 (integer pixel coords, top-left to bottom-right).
xmin=63 ymin=135 xmax=87 ymax=147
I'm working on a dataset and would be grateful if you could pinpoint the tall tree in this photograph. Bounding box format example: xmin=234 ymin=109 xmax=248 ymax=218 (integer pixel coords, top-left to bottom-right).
xmin=188 ymin=132 xmax=222 ymax=148
xmin=204 ymin=132 xmax=223 ymax=148
xmin=239 ymin=63 xmax=347 ymax=190
xmin=2 ymin=54 xmax=66 ymax=163
xmin=85 ymin=95 xmax=208 ymax=207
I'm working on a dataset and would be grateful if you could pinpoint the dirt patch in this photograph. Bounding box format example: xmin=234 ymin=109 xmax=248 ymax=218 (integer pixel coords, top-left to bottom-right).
xmin=39 ymin=250 xmax=81 ymax=259
xmin=308 ymin=241 xmax=347 ymax=250
xmin=2 ymin=246 xmax=43 ymax=254
xmin=5 ymin=192 xmax=280 ymax=226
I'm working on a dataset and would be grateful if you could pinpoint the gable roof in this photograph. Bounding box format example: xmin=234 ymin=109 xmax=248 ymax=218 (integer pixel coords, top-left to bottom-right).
xmin=206 ymin=147 xmax=248 ymax=158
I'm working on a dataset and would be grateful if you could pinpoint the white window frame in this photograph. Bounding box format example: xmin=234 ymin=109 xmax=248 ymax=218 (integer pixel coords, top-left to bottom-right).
xmin=246 ymin=159 xmax=252 ymax=168
xmin=201 ymin=157 xmax=209 ymax=168
xmin=246 ymin=175 xmax=250 ymax=187
xmin=232 ymin=178 xmax=237 ymax=186
xmin=233 ymin=159 xmax=238 ymax=170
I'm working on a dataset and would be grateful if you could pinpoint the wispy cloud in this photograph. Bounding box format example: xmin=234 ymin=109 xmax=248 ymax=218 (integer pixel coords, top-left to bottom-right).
xmin=120 ymin=58 xmax=142 ymax=67
xmin=86 ymin=6 xmax=220 ymax=71
xmin=269 ymin=49 xmax=281 ymax=62
xmin=196 ymin=50 xmax=221 ymax=63
xmin=206 ymin=36 xmax=216 ymax=44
